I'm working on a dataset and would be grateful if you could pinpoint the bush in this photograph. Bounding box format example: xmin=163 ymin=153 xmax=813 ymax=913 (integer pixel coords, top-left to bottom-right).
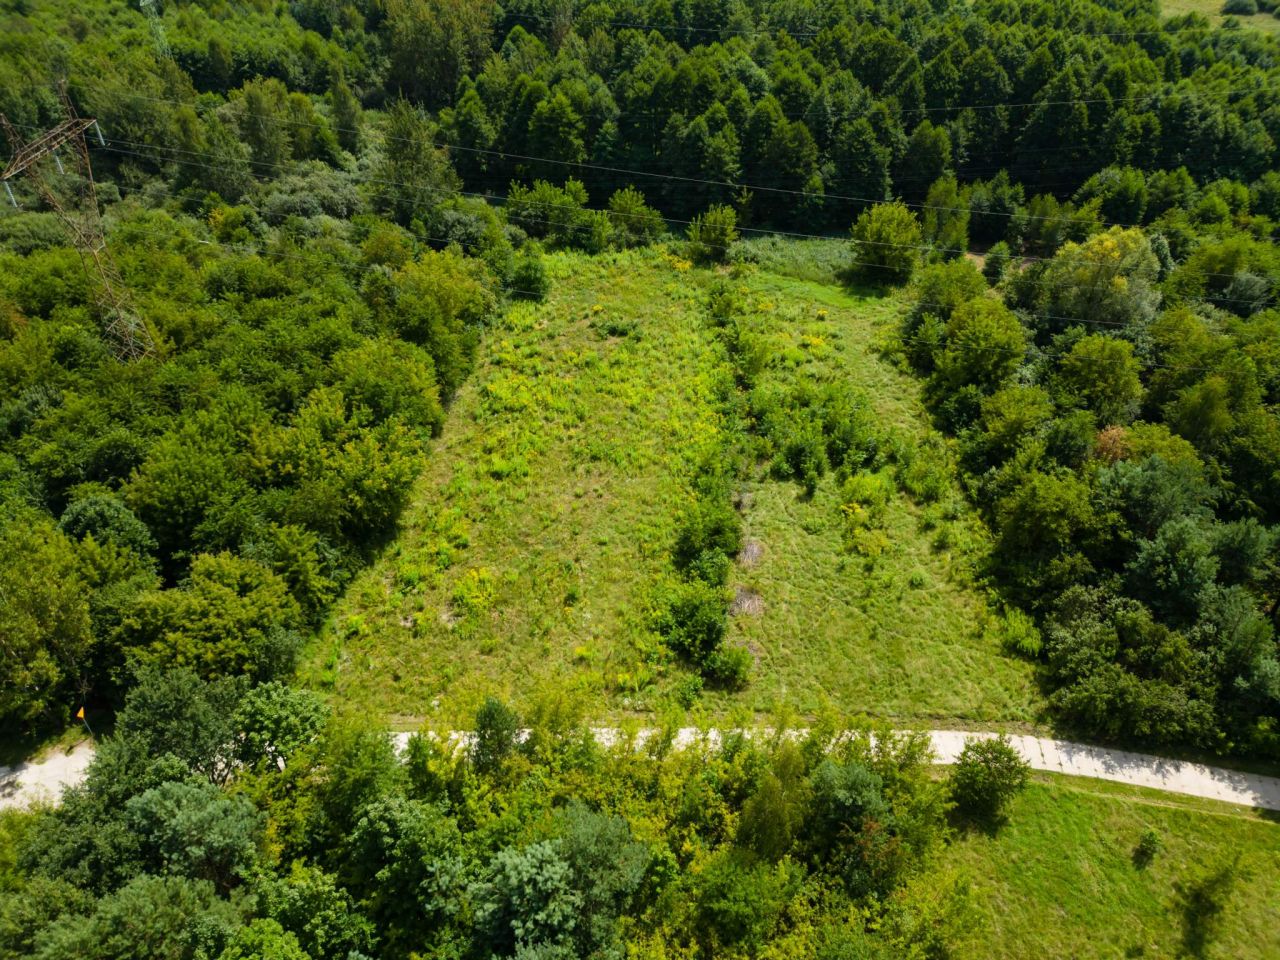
xmin=1001 ymin=607 xmax=1043 ymax=658
xmin=654 ymin=580 xmax=728 ymax=665
xmin=472 ymin=697 xmax=521 ymax=775
xmin=673 ymin=497 xmax=743 ymax=580
xmin=850 ymin=202 xmax=922 ymax=285
xmin=607 ymin=187 xmax=665 ymax=248
xmin=983 ymin=241 xmax=1011 ymax=285
xmin=687 ymin=205 xmax=739 ymax=263
xmin=673 ymin=673 xmax=704 ymax=707
xmin=949 ymin=735 xmax=1030 ymax=823
xmin=1134 ymin=827 xmax=1162 ymax=868
xmin=705 ymin=645 xmax=752 ymax=689
xmin=512 ymin=242 xmax=551 ymax=301
xmin=1223 ymin=0 xmax=1258 ymax=13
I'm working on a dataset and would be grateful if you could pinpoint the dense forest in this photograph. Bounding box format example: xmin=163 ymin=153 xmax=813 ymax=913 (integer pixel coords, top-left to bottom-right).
xmin=3 ymin=0 xmax=1280 ymax=953
xmin=4 ymin=672 xmax=1009 ymax=959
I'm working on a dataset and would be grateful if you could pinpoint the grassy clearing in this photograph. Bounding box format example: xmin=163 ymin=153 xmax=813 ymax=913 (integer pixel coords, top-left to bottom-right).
xmin=302 ymin=248 xmax=731 ymax=723
xmin=945 ymin=773 xmax=1280 ymax=960
xmin=308 ymin=243 xmax=1041 ymax=726
xmin=1162 ymin=0 xmax=1280 ymax=33
xmin=712 ymin=270 xmax=1041 ymax=723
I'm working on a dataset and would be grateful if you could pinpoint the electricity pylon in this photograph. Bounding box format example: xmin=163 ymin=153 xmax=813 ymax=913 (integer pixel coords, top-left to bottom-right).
xmin=139 ymin=0 xmax=172 ymax=61
xmin=0 ymin=89 xmax=155 ymax=361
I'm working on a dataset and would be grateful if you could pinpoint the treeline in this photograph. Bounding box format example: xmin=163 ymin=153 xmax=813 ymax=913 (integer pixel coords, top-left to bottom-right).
xmin=874 ymin=205 xmax=1280 ymax=755
xmin=9 ymin=0 xmax=1280 ymax=234
xmin=0 ymin=199 xmax=501 ymax=727
xmin=0 ymin=669 xmax=1031 ymax=960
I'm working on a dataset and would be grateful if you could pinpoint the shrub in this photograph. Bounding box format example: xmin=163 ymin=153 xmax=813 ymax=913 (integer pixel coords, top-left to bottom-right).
xmin=232 ymin=681 xmax=328 ymax=769
xmin=983 ymin=241 xmax=1011 ymax=285
xmin=687 ymin=205 xmax=739 ymax=263
xmin=776 ymin=417 xmax=829 ymax=494
xmin=673 ymin=673 xmax=704 ymax=707
xmin=1134 ymin=827 xmax=1163 ymax=868
xmin=1001 ymin=607 xmax=1043 ymax=658
xmin=59 ymin=494 xmax=157 ymax=559
xmin=512 ymin=242 xmax=551 ymax=301
xmin=126 ymin=781 xmax=264 ymax=893
xmin=895 ymin=438 xmax=950 ymax=504
xmin=949 ymin=735 xmax=1030 ymax=823
xmin=694 ymin=852 xmax=798 ymax=955
xmin=473 ymin=840 xmax=580 ymax=955
xmin=654 ymin=580 xmax=728 ymax=665
xmin=607 ymin=187 xmax=665 ymax=247
xmin=1223 ymin=0 xmax=1258 ymax=13
xmin=850 ymin=202 xmax=922 ymax=285
xmin=673 ymin=497 xmax=743 ymax=580
xmin=472 ymin=697 xmax=521 ymax=775
xmin=705 ymin=645 xmax=752 ymax=689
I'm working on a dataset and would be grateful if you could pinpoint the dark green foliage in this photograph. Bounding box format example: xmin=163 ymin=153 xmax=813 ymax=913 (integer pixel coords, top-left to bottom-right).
xmin=507 ymin=180 xmax=609 ymax=253
xmin=607 ymin=187 xmax=665 ymax=248
xmin=553 ymin=803 xmax=650 ymax=956
xmin=948 ymin=736 xmax=1030 ymax=824
xmin=511 ymin=241 xmax=551 ymax=301
xmin=344 ymin=797 xmax=463 ymax=952
xmin=472 ymin=696 xmax=520 ymax=775
xmin=27 ymin=874 xmax=242 ymax=960
xmin=126 ymin=781 xmax=263 ymax=893
xmin=374 ymin=100 xmax=462 ymax=226
xmin=655 ymin=579 xmax=728 ymax=666
xmin=7 ymin=679 xmax=954 ymax=959
xmin=59 ymin=495 xmax=156 ymax=559
xmin=0 ymin=514 xmax=93 ymax=725
xmin=1134 ymin=828 xmax=1163 ymax=868
xmin=694 ymin=852 xmax=799 ymax=954
xmin=120 ymin=552 xmax=303 ymax=683
xmin=472 ymin=840 xmax=581 ymax=955
xmin=673 ymin=496 xmax=742 ymax=583
xmin=983 ymin=242 xmax=1011 ymax=286
xmin=252 ymin=864 xmax=374 ymax=960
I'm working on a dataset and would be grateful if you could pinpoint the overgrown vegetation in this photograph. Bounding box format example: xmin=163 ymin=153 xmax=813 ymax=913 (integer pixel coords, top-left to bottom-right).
xmin=0 ymin=673 xmax=977 ymax=959
xmin=3 ymin=0 xmax=1280 ymax=954
xmin=904 ymin=225 xmax=1280 ymax=756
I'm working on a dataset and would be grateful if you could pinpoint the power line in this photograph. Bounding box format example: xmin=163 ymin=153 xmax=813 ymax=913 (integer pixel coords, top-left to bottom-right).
xmin=83 ymin=132 xmax=1273 ymax=293
xmin=93 ymin=90 xmax=1241 ymax=233
xmin=88 ymin=152 xmax=1269 ymax=334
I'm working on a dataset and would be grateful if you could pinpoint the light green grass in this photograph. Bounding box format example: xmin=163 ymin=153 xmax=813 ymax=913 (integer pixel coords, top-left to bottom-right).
xmin=307 ymin=244 xmax=1041 ymax=726
xmin=302 ymin=248 xmax=730 ymax=723
xmin=1163 ymin=0 xmax=1280 ymax=33
xmin=712 ymin=271 xmax=1041 ymax=723
xmin=946 ymin=773 xmax=1280 ymax=960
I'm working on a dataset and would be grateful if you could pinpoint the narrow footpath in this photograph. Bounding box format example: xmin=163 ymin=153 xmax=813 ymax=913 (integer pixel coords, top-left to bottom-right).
xmin=3 ymin=730 xmax=1278 ymax=812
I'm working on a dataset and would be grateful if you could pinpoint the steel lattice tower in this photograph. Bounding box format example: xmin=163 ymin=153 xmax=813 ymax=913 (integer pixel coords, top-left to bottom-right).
xmin=1 ymin=89 xmax=155 ymax=361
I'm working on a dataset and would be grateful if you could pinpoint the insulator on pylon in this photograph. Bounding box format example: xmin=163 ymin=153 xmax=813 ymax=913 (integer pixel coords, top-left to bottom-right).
xmin=3 ymin=181 xmax=15 ymax=208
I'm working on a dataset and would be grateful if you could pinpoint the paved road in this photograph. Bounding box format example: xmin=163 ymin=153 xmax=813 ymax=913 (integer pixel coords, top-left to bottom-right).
xmin=3 ymin=730 xmax=1279 ymax=812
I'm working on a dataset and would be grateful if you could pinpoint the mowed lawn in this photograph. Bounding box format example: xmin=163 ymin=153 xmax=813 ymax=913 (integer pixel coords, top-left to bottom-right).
xmin=713 ymin=272 xmax=1041 ymax=723
xmin=303 ymin=248 xmax=732 ymax=722
xmin=946 ymin=774 xmax=1280 ymax=960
